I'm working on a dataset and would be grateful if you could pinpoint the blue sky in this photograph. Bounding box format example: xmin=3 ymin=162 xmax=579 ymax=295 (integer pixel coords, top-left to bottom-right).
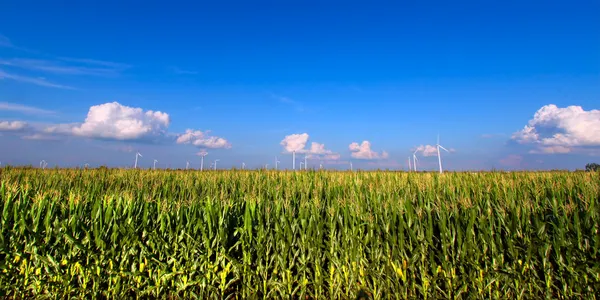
xmin=1 ymin=0 xmax=599 ymax=170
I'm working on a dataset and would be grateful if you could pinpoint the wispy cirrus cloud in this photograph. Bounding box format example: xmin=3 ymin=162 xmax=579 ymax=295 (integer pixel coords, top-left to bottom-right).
xmin=21 ymin=133 xmax=61 ymax=141
xmin=0 ymin=58 xmax=128 ymax=77
xmin=0 ymin=34 xmax=12 ymax=47
xmin=169 ymin=66 xmax=198 ymax=75
xmin=56 ymin=57 xmax=130 ymax=69
xmin=271 ymin=94 xmax=305 ymax=112
xmin=481 ymin=133 xmax=506 ymax=139
xmin=0 ymin=102 xmax=55 ymax=115
xmin=0 ymin=34 xmax=130 ymax=90
xmin=0 ymin=69 xmax=75 ymax=89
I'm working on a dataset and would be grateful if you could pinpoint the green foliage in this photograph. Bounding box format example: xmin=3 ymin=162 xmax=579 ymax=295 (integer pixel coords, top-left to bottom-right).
xmin=585 ymin=163 xmax=600 ymax=172
xmin=0 ymin=169 xmax=599 ymax=298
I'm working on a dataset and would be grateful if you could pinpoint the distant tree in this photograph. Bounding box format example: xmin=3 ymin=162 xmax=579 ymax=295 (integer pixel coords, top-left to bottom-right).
xmin=585 ymin=163 xmax=600 ymax=172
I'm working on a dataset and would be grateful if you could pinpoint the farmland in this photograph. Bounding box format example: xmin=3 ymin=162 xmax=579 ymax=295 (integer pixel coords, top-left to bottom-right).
xmin=0 ymin=168 xmax=599 ymax=298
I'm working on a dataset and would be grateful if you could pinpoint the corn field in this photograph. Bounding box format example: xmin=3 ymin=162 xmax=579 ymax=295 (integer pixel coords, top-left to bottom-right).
xmin=0 ymin=167 xmax=599 ymax=298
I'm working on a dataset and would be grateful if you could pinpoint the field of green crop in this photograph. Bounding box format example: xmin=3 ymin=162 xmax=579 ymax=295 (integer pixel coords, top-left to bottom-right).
xmin=0 ymin=168 xmax=599 ymax=298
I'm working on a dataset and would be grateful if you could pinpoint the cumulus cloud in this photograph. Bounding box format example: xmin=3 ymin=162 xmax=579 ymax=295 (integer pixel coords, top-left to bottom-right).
xmin=349 ymin=141 xmax=389 ymax=160
xmin=280 ymin=133 xmax=340 ymax=160
xmin=413 ymin=144 xmax=438 ymax=157
xmin=0 ymin=120 xmax=28 ymax=131
xmin=176 ymin=130 xmax=231 ymax=149
xmin=512 ymin=104 xmax=600 ymax=154
xmin=280 ymin=133 xmax=310 ymax=152
xmin=196 ymin=150 xmax=208 ymax=156
xmin=51 ymin=102 xmax=171 ymax=140
xmin=7 ymin=102 xmax=231 ymax=149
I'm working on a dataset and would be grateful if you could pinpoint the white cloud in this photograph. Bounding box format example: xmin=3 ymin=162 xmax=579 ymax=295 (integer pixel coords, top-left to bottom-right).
xmin=196 ymin=150 xmax=208 ymax=156
xmin=176 ymin=129 xmax=231 ymax=149
xmin=65 ymin=102 xmax=170 ymax=140
xmin=305 ymin=144 xmax=340 ymax=160
xmin=280 ymin=133 xmax=339 ymax=160
xmin=414 ymin=144 xmax=439 ymax=157
xmin=7 ymin=102 xmax=231 ymax=149
xmin=0 ymin=102 xmax=55 ymax=115
xmin=512 ymin=104 xmax=600 ymax=154
xmin=0 ymin=120 xmax=28 ymax=131
xmin=349 ymin=141 xmax=389 ymax=160
xmin=280 ymin=133 xmax=309 ymax=152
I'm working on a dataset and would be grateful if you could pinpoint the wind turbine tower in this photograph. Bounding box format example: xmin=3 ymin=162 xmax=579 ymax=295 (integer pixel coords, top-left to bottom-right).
xmin=200 ymin=152 xmax=207 ymax=171
xmin=134 ymin=152 xmax=143 ymax=169
xmin=436 ymin=135 xmax=450 ymax=174
xmin=153 ymin=159 xmax=158 ymax=170
xmin=412 ymin=150 xmax=419 ymax=172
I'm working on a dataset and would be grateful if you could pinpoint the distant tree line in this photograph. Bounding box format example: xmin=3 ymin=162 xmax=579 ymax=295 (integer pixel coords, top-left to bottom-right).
xmin=586 ymin=163 xmax=600 ymax=172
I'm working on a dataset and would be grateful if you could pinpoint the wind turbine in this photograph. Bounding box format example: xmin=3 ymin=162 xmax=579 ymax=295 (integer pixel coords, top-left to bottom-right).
xmin=84 ymin=163 xmax=89 ymax=169
xmin=412 ymin=150 xmax=419 ymax=172
xmin=350 ymin=161 xmax=353 ymax=171
xmin=40 ymin=160 xmax=47 ymax=170
xmin=200 ymin=152 xmax=207 ymax=171
xmin=293 ymin=150 xmax=296 ymax=170
xmin=186 ymin=161 xmax=190 ymax=170
xmin=134 ymin=152 xmax=142 ymax=169
xmin=304 ymin=155 xmax=308 ymax=170
xmin=436 ymin=135 xmax=450 ymax=174
xmin=214 ymin=159 xmax=219 ymax=170
xmin=153 ymin=159 xmax=158 ymax=170
xmin=300 ymin=162 xmax=304 ymax=170
xmin=265 ymin=163 xmax=269 ymax=170
xmin=408 ymin=157 xmax=412 ymax=172
xmin=275 ymin=156 xmax=280 ymax=170
xmin=319 ymin=161 xmax=323 ymax=170
xmin=242 ymin=162 xmax=245 ymax=170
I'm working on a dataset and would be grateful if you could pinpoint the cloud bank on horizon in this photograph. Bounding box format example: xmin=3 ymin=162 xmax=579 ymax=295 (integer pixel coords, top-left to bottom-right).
xmin=2 ymin=101 xmax=600 ymax=169
xmin=0 ymin=101 xmax=232 ymax=150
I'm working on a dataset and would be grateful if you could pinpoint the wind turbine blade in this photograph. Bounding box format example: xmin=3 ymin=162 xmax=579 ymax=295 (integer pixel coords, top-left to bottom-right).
xmin=439 ymin=145 xmax=450 ymax=152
